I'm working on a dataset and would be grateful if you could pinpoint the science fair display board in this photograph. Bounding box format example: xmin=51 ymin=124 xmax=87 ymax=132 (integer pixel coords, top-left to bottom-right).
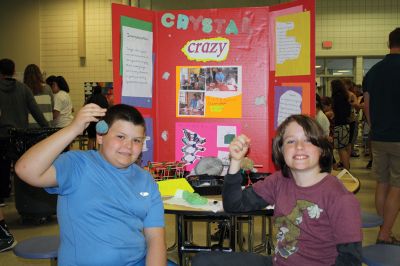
xmin=112 ymin=0 xmax=315 ymax=173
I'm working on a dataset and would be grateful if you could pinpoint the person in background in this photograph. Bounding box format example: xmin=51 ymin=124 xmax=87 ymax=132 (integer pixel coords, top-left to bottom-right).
xmin=189 ymin=93 xmax=198 ymax=111
xmin=363 ymin=27 xmax=400 ymax=245
xmin=0 ymin=58 xmax=48 ymax=251
xmin=331 ymin=79 xmax=352 ymax=170
xmin=23 ymin=64 xmax=54 ymax=127
xmin=321 ymin=96 xmax=340 ymax=169
xmin=215 ymin=68 xmax=225 ymax=84
xmin=50 ymin=76 xmax=73 ymax=128
xmin=195 ymin=93 xmax=204 ymax=112
xmin=343 ymin=79 xmax=362 ymax=158
xmin=193 ymin=114 xmax=362 ymax=266
xmin=45 ymin=75 xmax=57 ymax=88
xmin=316 ymin=94 xmax=331 ymax=141
xmin=85 ymin=85 xmax=109 ymax=150
xmin=226 ymin=73 xmax=238 ymax=87
xmin=15 ymin=104 xmax=167 ymax=265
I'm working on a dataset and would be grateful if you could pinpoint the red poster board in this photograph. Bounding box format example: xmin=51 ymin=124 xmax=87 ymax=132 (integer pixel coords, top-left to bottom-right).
xmin=112 ymin=0 xmax=315 ymax=173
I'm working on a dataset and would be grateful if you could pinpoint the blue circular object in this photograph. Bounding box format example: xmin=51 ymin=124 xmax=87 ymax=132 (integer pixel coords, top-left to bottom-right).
xmin=96 ymin=120 xmax=109 ymax=134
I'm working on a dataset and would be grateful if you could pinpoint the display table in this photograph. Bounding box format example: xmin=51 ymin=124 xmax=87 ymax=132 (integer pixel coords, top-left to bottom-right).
xmin=164 ymin=196 xmax=273 ymax=266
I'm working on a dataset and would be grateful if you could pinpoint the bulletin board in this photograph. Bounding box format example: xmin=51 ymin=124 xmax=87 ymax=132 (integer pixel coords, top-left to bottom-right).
xmin=111 ymin=0 xmax=315 ymax=173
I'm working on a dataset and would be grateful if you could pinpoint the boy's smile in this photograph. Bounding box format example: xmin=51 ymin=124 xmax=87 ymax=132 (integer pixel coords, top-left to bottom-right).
xmin=97 ymin=120 xmax=145 ymax=168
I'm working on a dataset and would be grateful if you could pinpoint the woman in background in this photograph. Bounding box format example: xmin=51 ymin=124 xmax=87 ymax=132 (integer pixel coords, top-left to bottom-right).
xmin=50 ymin=76 xmax=73 ymax=128
xmin=331 ymin=79 xmax=352 ymax=170
xmin=23 ymin=64 xmax=54 ymax=127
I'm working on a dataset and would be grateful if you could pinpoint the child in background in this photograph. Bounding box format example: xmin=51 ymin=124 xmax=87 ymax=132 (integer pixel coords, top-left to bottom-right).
xmin=15 ymin=104 xmax=167 ymax=266
xmin=193 ymin=114 xmax=362 ymax=266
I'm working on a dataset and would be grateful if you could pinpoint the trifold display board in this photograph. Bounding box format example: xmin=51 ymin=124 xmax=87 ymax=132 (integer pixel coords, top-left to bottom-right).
xmin=112 ymin=0 xmax=315 ymax=173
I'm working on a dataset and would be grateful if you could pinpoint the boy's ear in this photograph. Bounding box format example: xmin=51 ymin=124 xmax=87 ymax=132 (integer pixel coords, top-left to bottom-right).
xmin=96 ymin=134 xmax=103 ymax=145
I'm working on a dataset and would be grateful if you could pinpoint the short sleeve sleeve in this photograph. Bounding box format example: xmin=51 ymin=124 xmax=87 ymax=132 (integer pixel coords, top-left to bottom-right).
xmin=45 ymin=152 xmax=81 ymax=195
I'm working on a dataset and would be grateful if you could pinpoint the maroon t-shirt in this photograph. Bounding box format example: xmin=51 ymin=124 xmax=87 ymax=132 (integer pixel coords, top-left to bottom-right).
xmin=252 ymin=171 xmax=362 ymax=266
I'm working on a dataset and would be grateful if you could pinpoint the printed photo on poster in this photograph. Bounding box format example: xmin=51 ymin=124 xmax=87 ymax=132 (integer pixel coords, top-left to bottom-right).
xmin=206 ymin=67 xmax=239 ymax=92
xmin=178 ymin=91 xmax=205 ymax=116
xmin=177 ymin=66 xmax=242 ymax=118
xmin=217 ymin=125 xmax=237 ymax=148
xmin=180 ymin=67 xmax=206 ymax=91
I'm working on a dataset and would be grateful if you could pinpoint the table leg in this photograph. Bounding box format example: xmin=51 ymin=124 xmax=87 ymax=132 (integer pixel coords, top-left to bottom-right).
xmin=248 ymin=216 xmax=254 ymax=252
xmin=254 ymin=216 xmax=267 ymax=253
xmin=167 ymin=215 xmax=178 ymax=252
xmin=267 ymin=216 xmax=274 ymax=255
xmin=206 ymin=221 xmax=211 ymax=247
xmin=229 ymin=216 xmax=236 ymax=251
xmin=50 ymin=258 xmax=57 ymax=266
xmin=177 ymin=214 xmax=184 ymax=266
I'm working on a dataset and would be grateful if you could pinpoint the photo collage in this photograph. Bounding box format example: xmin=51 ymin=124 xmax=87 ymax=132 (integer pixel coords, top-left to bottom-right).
xmin=178 ymin=66 xmax=241 ymax=117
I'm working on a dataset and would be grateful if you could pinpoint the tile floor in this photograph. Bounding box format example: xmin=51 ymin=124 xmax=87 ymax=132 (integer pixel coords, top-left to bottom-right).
xmin=1 ymin=147 xmax=399 ymax=265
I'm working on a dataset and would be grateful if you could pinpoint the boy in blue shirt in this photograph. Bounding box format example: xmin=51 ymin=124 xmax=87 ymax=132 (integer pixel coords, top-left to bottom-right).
xmin=16 ymin=103 xmax=166 ymax=266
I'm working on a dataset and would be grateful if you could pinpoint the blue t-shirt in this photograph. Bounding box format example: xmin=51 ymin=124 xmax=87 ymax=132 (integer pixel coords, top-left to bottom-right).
xmin=215 ymin=72 xmax=225 ymax=83
xmin=46 ymin=150 xmax=164 ymax=266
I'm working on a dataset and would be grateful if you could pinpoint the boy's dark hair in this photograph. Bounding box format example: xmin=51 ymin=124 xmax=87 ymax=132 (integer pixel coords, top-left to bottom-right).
xmin=389 ymin=27 xmax=400 ymax=48
xmin=272 ymin=114 xmax=333 ymax=178
xmin=55 ymin=76 xmax=70 ymax=93
xmin=46 ymin=75 xmax=57 ymax=86
xmin=0 ymin=58 xmax=15 ymax=76
xmin=103 ymin=104 xmax=146 ymax=132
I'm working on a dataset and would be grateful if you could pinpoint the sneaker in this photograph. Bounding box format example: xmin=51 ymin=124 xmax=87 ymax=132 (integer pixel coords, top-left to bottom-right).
xmin=366 ymin=160 xmax=372 ymax=169
xmin=0 ymin=235 xmax=16 ymax=252
xmin=350 ymin=151 xmax=360 ymax=157
xmin=0 ymin=199 xmax=5 ymax=207
xmin=376 ymin=236 xmax=400 ymax=246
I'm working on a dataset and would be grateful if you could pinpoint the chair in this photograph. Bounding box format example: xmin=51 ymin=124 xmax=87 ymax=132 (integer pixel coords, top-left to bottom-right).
xmin=361 ymin=212 xmax=383 ymax=228
xmin=13 ymin=235 xmax=178 ymax=266
xmin=362 ymin=244 xmax=400 ymax=266
xmin=13 ymin=235 xmax=59 ymax=266
xmin=360 ymin=211 xmax=400 ymax=265
xmin=167 ymin=259 xmax=179 ymax=266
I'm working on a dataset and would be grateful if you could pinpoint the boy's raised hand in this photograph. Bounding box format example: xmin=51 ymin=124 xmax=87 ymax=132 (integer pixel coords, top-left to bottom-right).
xmin=70 ymin=104 xmax=107 ymax=134
xmin=228 ymin=134 xmax=250 ymax=174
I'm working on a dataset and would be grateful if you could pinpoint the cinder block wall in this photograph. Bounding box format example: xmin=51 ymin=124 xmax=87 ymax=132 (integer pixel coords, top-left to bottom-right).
xmin=40 ymin=0 xmax=115 ymax=113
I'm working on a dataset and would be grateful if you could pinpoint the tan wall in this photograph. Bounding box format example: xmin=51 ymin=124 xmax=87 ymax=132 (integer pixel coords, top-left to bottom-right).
xmin=1 ymin=0 xmax=399 ymax=111
xmin=39 ymin=0 xmax=117 ymax=113
xmin=0 ymin=0 xmax=40 ymax=79
xmin=316 ymin=0 xmax=399 ymax=56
